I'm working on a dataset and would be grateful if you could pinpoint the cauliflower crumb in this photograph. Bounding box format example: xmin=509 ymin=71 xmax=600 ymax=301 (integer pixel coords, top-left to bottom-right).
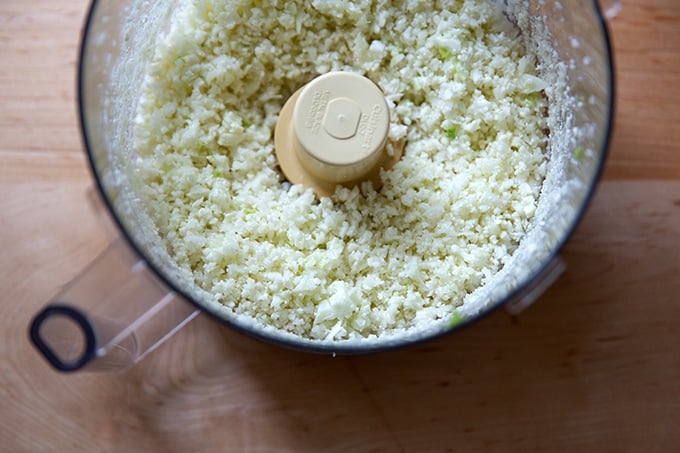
xmin=133 ymin=0 xmax=549 ymax=341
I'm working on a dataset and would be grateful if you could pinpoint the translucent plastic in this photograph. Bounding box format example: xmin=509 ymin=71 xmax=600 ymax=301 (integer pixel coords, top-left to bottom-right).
xmin=29 ymin=0 xmax=615 ymax=370
xmin=494 ymin=0 xmax=617 ymax=316
xmin=30 ymin=237 xmax=199 ymax=372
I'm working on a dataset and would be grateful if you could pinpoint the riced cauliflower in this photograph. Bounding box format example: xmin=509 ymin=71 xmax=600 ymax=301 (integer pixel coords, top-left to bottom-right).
xmin=133 ymin=0 xmax=549 ymax=341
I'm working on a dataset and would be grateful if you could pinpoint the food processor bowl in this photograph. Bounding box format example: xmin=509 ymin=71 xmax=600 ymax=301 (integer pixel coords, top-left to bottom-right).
xmin=30 ymin=0 xmax=615 ymax=371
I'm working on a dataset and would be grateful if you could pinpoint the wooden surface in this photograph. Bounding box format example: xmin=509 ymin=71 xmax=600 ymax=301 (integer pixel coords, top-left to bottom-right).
xmin=1 ymin=1 xmax=679 ymax=451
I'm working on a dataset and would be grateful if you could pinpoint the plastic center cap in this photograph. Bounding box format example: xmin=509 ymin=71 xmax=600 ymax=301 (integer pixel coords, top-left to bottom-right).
xmin=324 ymin=98 xmax=361 ymax=139
xmin=293 ymin=72 xmax=390 ymax=169
xmin=274 ymin=71 xmax=405 ymax=198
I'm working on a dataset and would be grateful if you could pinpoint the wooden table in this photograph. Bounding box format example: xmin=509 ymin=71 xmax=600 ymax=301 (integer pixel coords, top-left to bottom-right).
xmin=2 ymin=1 xmax=679 ymax=451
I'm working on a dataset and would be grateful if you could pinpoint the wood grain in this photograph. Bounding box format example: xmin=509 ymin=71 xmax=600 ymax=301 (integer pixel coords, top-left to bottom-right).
xmin=1 ymin=1 xmax=680 ymax=452
xmin=604 ymin=0 xmax=680 ymax=180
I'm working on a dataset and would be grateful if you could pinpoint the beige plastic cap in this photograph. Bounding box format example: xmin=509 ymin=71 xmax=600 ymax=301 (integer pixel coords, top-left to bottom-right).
xmin=275 ymin=72 xmax=404 ymax=198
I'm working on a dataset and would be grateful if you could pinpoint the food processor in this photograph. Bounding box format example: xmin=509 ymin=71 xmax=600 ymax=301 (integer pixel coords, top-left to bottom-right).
xmin=30 ymin=0 xmax=617 ymax=372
